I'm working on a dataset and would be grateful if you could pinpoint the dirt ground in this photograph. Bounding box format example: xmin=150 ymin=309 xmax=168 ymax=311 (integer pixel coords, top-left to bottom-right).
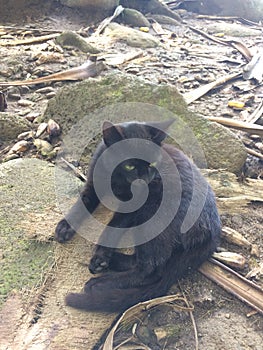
xmin=0 ymin=1 xmax=262 ymax=350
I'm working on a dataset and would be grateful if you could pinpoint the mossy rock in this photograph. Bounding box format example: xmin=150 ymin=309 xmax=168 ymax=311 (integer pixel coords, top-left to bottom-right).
xmin=43 ymin=73 xmax=246 ymax=173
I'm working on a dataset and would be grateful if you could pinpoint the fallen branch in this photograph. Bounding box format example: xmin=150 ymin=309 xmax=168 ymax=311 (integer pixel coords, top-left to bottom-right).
xmin=206 ymin=116 xmax=263 ymax=137
xmin=183 ymin=72 xmax=241 ymax=104
xmin=188 ymin=26 xmax=253 ymax=61
xmin=199 ymin=258 xmax=263 ymax=315
xmin=0 ymin=33 xmax=60 ymax=46
xmin=0 ymin=59 xmax=106 ymax=86
xmin=196 ymin=15 xmax=261 ymax=27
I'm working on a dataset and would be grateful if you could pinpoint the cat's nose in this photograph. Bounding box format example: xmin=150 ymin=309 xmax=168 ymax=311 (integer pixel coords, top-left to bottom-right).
xmin=140 ymin=173 xmax=154 ymax=184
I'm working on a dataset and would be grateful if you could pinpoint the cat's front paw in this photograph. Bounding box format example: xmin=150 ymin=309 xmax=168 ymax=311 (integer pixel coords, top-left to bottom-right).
xmin=55 ymin=219 xmax=76 ymax=243
xmin=88 ymin=254 xmax=110 ymax=274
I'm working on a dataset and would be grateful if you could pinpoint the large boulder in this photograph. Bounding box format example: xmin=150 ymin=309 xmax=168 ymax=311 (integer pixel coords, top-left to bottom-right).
xmin=43 ymin=73 xmax=247 ymax=173
xmin=0 ymin=158 xmax=116 ymax=349
xmin=0 ymin=159 xmax=56 ymax=306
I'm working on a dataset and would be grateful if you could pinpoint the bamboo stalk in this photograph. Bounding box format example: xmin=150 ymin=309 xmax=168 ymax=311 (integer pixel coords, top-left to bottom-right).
xmin=199 ymin=258 xmax=263 ymax=315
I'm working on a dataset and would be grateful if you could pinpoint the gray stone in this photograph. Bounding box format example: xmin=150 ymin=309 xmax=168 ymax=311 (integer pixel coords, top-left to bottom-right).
xmin=60 ymin=0 xmax=118 ymax=9
xmin=0 ymin=113 xmax=31 ymax=141
xmin=55 ymin=31 xmax=100 ymax=54
xmin=149 ymin=14 xmax=182 ymax=26
xmin=104 ymin=22 xmax=159 ymax=48
xmin=43 ymin=73 xmax=247 ymax=173
xmin=120 ymin=8 xmax=151 ymax=28
xmin=206 ymin=23 xmax=260 ymax=37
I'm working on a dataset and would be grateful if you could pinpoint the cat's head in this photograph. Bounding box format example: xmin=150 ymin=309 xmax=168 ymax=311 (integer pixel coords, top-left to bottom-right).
xmin=102 ymin=119 xmax=174 ymax=147
xmin=102 ymin=119 xmax=175 ymax=185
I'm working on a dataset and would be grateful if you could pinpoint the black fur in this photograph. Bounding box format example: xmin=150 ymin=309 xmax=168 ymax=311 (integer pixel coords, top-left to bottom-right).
xmin=55 ymin=120 xmax=221 ymax=312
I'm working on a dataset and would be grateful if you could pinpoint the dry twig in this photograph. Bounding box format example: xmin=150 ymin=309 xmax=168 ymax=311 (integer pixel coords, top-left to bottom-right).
xmin=60 ymin=157 xmax=87 ymax=182
xmin=183 ymin=72 xmax=241 ymax=104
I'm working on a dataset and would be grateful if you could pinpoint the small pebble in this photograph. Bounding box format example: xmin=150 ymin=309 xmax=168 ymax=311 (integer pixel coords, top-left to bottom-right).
xmin=25 ymin=112 xmax=40 ymax=122
xmin=47 ymin=119 xmax=61 ymax=137
xmin=17 ymin=130 xmax=35 ymax=140
xmin=18 ymin=108 xmax=32 ymax=116
xmin=17 ymin=99 xmax=34 ymax=107
xmin=34 ymin=139 xmax=53 ymax=156
xmin=36 ymin=122 xmax=48 ymax=138
xmin=8 ymin=93 xmax=21 ymax=101
xmin=46 ymin=92 xmax=56 ymax=99
xmin=8 ymin=140 xmax=29 ymax=154
xmin=35 ymin=87 xmax=55 ymax=94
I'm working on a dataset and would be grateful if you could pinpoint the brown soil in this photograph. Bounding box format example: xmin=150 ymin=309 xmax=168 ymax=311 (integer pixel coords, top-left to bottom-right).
xmin=0 ymin=1 xmax=262 ymax=350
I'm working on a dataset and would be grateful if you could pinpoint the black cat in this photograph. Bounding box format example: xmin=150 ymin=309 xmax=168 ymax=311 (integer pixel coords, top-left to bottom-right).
xmin=55 ymin=119 xmax=221 ymax=312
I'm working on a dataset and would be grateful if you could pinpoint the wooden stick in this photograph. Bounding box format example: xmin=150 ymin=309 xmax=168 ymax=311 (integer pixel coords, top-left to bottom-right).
xmin=199 ymin=258 xmax=263 ymax=315
xmin=0 ymin=33 xmax=60 ymax=46
xmin=60 ymin=157 xmax=87 ymax=182
xmin=245 ymin=147 xmax=263 ymax=160
xmin=206 ymin=116 xmax=263 ymax=137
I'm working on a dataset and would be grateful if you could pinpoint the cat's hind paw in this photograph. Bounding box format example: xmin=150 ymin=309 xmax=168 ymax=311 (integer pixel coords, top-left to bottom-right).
xmin=55 ymin=219 xmax=76 ymax=243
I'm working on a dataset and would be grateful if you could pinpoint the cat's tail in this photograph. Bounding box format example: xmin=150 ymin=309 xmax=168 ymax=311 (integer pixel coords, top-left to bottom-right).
xmin=65 ymin=240 xmax=217 ymax=312
xmin=65 ymin=274 xmax=171 ymax=313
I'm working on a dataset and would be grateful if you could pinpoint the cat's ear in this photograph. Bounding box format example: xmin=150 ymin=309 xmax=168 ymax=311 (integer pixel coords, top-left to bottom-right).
xmin=148 ymin=119 xmax=175 ymax=144
xmin=102 ymin=121 xmax=124 ymax=147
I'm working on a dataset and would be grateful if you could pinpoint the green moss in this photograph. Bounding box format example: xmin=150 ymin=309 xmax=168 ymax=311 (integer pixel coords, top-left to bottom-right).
xmin=0 ymin=219 xmax=54 ymax=307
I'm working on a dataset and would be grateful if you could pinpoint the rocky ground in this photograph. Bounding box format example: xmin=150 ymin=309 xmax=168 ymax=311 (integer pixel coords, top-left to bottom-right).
xmin=0 ymin=1 xmax=262 ymax=350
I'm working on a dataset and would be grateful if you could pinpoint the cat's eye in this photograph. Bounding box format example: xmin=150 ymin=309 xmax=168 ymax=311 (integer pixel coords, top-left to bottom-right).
xmin=124 ymin=164 xmax=135 ymax=171
xmin=149 ymin=162 xmax=157 ymax=168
